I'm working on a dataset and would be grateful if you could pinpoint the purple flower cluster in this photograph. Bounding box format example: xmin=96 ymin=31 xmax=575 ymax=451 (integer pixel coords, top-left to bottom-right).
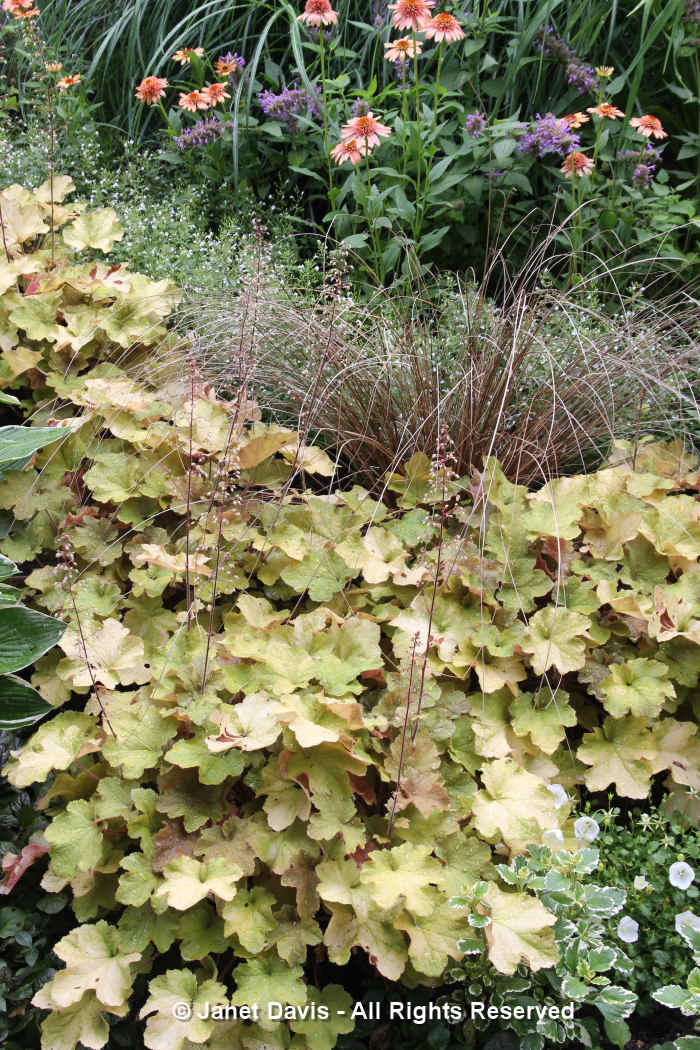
xmin=632 ymin=163 xmax=655 ymax=189
xmin=519 ymin=112 xmax=580 ymax=158
xmin=616 ymin=144 xmax=661 ymax=189
xmin=352 ymin=98 xmax=370 ymax=118
xmin=174 ymin=115 xmax=232 ymax=150
xmin=258 ymin=80 xmax=322 ymax=132
xmin=465 ymin=112 xmax=486 ymax=137
xmin=216 ymin=51 xmax=246 ymax=83
xmin=372 ymin=0 xmax=388 ymax=28
xmin=534 ymin=27 xmax=597 ymax=94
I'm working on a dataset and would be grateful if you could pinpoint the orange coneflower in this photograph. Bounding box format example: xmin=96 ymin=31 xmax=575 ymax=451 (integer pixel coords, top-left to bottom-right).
xmin=387 ymin=0 xmax=435 ymax=31
xmin=563 ymin=112 xmax=589 ymax=129
xmin=45 ymin=62 xmax=63 ymax=73
xmin=587 ymin=102 xmax=624 ymax=120
xmin=341 ymin=111 xmax=391 ymax=148
xmin=330 ymin=138 xmax=366 ymax=165
xmin=423 ymin=12 xmax=465 ymax=42
xmin=56 ymin=74 xmax=81 ymax=90
xmin=178 ymin=90 xmax=211 ymax=112
xmin=202 ymin=82 xmax=231 ymax=104
xmin=297 ymin=0 xmax=338 ymax=26
xmin=172 ymin=47 xmax=204 ymax=65
xmin=2 ymin=0 xmax=39 ymax=16
xmin=560 ymin=151 xmax=594 ymax=177
xmin=629 ymin=114 xmax=667 ymax=139
xmin=135 ymin=76 xmax=168 ymax=105
xmin=384 ymin=37 xmax=422 ymax=62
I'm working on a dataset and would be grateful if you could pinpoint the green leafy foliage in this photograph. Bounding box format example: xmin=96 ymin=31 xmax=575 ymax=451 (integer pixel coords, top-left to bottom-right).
xmin=0 ymin=182 xmax=699 ymax=1049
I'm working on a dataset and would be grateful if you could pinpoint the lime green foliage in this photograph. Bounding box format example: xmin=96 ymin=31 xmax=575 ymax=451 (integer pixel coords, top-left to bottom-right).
xmin=1 ymin=183 xmax=699 ymax=1049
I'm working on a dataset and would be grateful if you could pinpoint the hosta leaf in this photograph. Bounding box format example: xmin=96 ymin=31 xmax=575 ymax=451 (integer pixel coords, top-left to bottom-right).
xmin=62 ymin=208 xmax=124 ymax=252
xmin=49 ymin=921 xmax=140 ymax=1007
xmin=0 ymin=604 xmax=65 ymax=674
xmin=482 ymin=882 xmax=557 ymax=975
xmin=0 ymin=672 xmax=52 ymax=729
xmin=0 ymin=424 xmax=65 ymax=469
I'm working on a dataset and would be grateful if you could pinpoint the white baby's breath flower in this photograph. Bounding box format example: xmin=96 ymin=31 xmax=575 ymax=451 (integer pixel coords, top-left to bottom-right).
xmin=669 ymin=862 xmax=695 ymax=890
xmin=542 ymin=829 xmax=564 ymax=848
xmin=633 ymin=875 xmax=649 ymax=890
xmin=546 ymin=784 xmax=568 ymax=809
xmin=574 ymin=816 xmax=600 ymax=843
xmin=617 ymin=916 xmax=639 ymax=943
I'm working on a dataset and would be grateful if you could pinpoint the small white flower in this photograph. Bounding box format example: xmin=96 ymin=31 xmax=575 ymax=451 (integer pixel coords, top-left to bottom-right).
xmin=574 ymin=816 xmax=600 ymax=843
xmin=633 ymin=875 xmax=649 ymax=891
xmin=617 ymin=916 xmax=639 ymax=943
xmin=675 ymin=911 xmax=700 ymax=935
xmin=669 ymin=862 xmax=695 ymax=890
xmin=547 ymin=784 xmax=568 ymax=809
xmin=542 ymin=829 xmax=564 ymax=848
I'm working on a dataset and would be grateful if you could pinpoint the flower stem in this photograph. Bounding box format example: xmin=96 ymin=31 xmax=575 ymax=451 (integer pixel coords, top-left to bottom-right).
xmin=364 ymin=149 xmax=381 ymax=280
xmin=319 ymin=30 xmax=334 ymax=199
xmin=413 ymin=30 xmax=423 ymax=239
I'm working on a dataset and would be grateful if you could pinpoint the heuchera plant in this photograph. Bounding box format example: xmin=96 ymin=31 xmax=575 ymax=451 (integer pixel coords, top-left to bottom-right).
xmin=0 ymin=183 xmax=699 ymax=1049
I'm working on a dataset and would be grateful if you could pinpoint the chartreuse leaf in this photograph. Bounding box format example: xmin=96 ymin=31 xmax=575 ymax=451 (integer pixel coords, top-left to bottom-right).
xmin=154 ymin=856 xmax=243 ymax=910
xmin=231 ymin=954 xmax=307 ymax=1023
xmin=483 ymin=883 xmax=558 ymax=975
xmin=116 ymin=852 xmax=160 ymax=907
xmin=32 ymin=989 xmax=126 ymax=1050
xmin=221 ymin=886 xmax=277 ymax=953
xmin=3 ymin=710 xmax=99 ymax=787
xmin=395 ymin=897 xmax=465 ymax=976
xmin=510 ymin=690 xmax=577 ymax=753
xmin=101 ymin=693 xmax=177 ymax=778
xmin=57 ymin=618 xmax=150 ymax=690
xmin=577 ymin=716 xmax=656 ymax=798
xmin=522 ymin=607 xmax=591 ymax=675
xmin=360 ymin=843 xmax=445 ymax=917
xmin=166 ymin=733 xmax=247 ymax=784
xmin=44 ymin=799 xmax=104 ymax=878
xmin=471 ymin=758 xmax=563 ymax=853
xmin=61 ymin=208 xmax=123 ymax=252
xmin=139 ymin=969 xmax=228 ymax=1050
xmin=48 ymin=921 xmax=140 ymax=1007
xmin=177 ymin=901 xmax=229 ymax=960
xmin=600 ymin=658 xmax=675 ymax=718
xmin=290 ymin=984 xmax=355 ymax=1050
